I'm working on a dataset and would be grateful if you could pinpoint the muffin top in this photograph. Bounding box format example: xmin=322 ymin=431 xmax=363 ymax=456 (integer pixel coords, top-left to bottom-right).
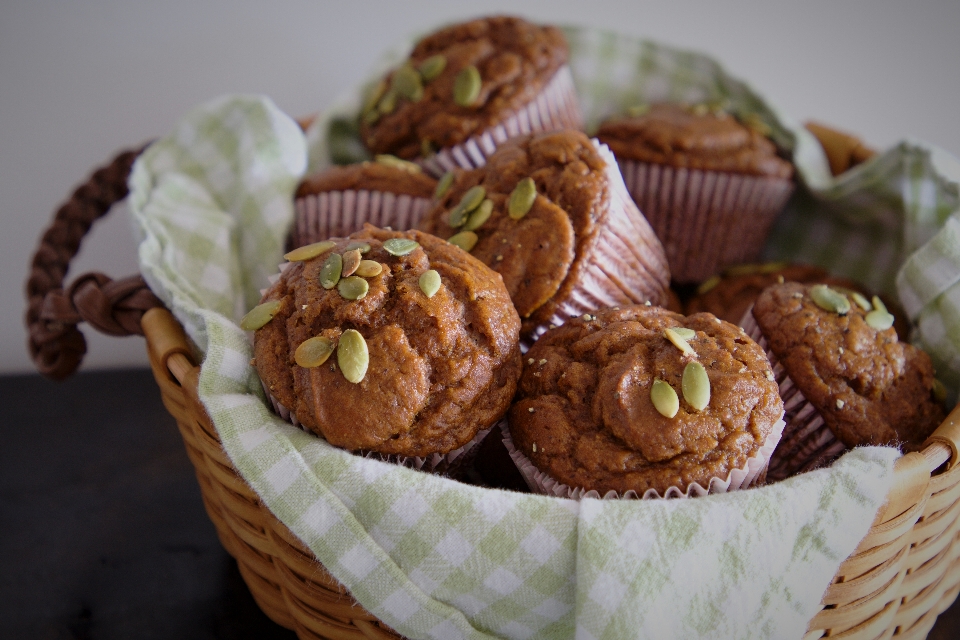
xmin=252 ymin=225 xmax=522 ymax=457
xmin=296 ymin=156 xmax=437 ymax=199
xmin=508 ymin=305 xmax=783 ymax=496
xmin=359 ymin=15 xmax=569 ymax=159
xmin=596 ymin=103 xmax=794 ymax=179
xmin=752 ymin=282 xmax=944 ymax=450
xmin=418 ymin=130 xmax=670 ymax=335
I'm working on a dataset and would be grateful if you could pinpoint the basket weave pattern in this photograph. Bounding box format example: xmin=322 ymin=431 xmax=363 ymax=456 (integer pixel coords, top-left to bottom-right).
xmin=141 ymin=307 xmax=960 ymax=639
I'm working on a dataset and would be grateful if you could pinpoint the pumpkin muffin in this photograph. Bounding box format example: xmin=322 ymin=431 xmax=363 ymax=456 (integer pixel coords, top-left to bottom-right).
xmin=596 ymin=103 xmax=795 ymax=283
xmin=744 ymin=282 xmax=945 ymax=479
xmin=248 ymin=225 xmax=522 ymax=462
xmin=290 ymin=155 xmax=438 ymax=249
xmin=418 ymin=129 xmax=670 ymax=341
xmin=504 ymin=305 xmax=784 ymax=498
xmin=358 ymin=15 xmax=582 ymax=176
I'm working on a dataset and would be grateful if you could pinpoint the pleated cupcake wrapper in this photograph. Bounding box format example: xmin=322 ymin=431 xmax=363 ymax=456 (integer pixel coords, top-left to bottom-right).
xmin=260 ymin=379 xmax=491 ymax=476
xmin=500 ymin=417 xmax=785 ymax=500
xmin=617 ymin=160 xmax=795 ymax=284
xmin=739 ymin=307 xmax=847 ymax=481
xmin=290 ymin=189 xmax=434 ymax=248
xmin=521 ymin=140 xmax=671 ymax=349
xmin=417 ymin=65 xmax=583 ymax=178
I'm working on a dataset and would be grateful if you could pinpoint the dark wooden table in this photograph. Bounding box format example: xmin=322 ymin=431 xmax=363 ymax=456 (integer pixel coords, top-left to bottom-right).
xmin=1 ymin=368 xmax=958 ymax=639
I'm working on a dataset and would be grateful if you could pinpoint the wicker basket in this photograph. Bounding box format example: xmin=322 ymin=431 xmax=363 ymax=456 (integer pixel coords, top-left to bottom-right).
xmin=25 ymin=138 xmax=960 ymax=639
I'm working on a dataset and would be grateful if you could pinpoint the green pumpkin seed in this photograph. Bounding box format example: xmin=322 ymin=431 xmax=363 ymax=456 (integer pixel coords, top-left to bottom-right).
xmin=392 ymin=64 xmax=423 ymax=102
xmin=810 ymin=284 xmax=850 ymax=315
xmin=463 ymin=199 xmax=493 ymax=231
xmin=362 ymin=80 xmax=387 ymax=115
xmin=363 ymin=110 xmax=381 ymax=126
xmin=651 ymin=379 xmax=679 ymax=418
xmin=341 ymin=249 xmax=362 ymax=276
xmin=741 ymin=112 xmax=772 ymax=137
xmin=449 ymin=185 xmax=486 ymax=227
xmin=627 ymin=103 xmax=650 ymax=117
xmin=337 ymin=329 xmax=369 ymax=383
xmin=448 ymin=231 xmax=478 ymax=252
xmin=344 ymin=241 xmax=371 ymax=254
xmin=682 ymin=361 xmax=711 ymax=411
xmin=434 ymin=171 xmax=454 ymax=199
xmin=294 ymin=336 xmax=335 ymax=368
xmin=508 ymin=177 xmax=537 ymax=220
xmin=696 ymin=275 xmax=721 ymax=295
xmin=418 ymin=54 xmax=446 ymax=81
xmin=664 ymin=327 xmax=695 ymax=355
xmin=691 ymin=103 xmax=710 ymax=117
xmin=421 ymin=139 xmax=434 ymax=157
xmin=319 ymin=253 xmax=343 ymax=289
xmin=338 ymin=276 xmax=369 ymax=300
xmin=375 ymin=154 xmax=422 ymax=173
xmin=453 ymin=65 xmax=482 ymax=106
xmin=283 ymin=240 xmax=336 ymax=262
xmin=672 ymin=327 xmax=696 ymax=340
xmin=377 ymin=89 xmax=398 ymax=115
xmin=239 ymin=300 xmax=282 ymax=331
xmin=383 ymin=237 xmax=420 ymax=256
xmin=865 ymin=309 xmax=895 ymax=331
xmin=871 ymin=296 xmax=888 ymax=313
xmin=851 ymin=292 xmax=872 ymax=311
xmin=419 ymin=269 xmax=441 ymax=298
xmin=354 ymin=260 xmax=383 ymax=277
xmin=933 ymin=379 xmax=947 ymax=403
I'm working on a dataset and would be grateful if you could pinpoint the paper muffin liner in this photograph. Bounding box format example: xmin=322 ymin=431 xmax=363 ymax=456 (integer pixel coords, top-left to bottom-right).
xmin=290 ymin=189 xmax=434 ymax=248
xmin=521 ymin=140 xmax=671 ymax=348
xmin=617 ymin=160 xmax=795 ymax=284
xmin=261 ymin=380 xmax=491 ymax=478
xmin=500 ymin=417 xmax=785 ymax=500
xmin=739 ymin=307 xmax=847 ymax=481
xmin=418 ymin=65 xmax=583 ymax=178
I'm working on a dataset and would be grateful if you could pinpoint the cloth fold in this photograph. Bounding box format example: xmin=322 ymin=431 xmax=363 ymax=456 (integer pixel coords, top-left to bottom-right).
xmin=126 ymin=26 xmax=960 ymax=639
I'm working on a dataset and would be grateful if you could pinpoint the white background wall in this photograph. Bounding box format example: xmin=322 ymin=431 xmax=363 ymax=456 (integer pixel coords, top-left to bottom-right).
xmin=3 ymin=0 xmax=959 ymax=375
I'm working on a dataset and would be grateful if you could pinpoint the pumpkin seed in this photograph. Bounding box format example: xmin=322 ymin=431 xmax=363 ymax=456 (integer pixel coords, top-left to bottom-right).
xmin=448 ymin=231 xmax=478 ymax=252
xmin=696 ymin=275 xmax=721 ymax=295
xmin=338 ymin=276 xmax=369 ymax=300
xmin=851 ymin=292 xmax=872 ymax=311
xmin=377 ymin=89 xmax=397 ymax=115
xmin=664 ymin=327 xmax=695 ymax=355
xmin=682 ymin=361 xmax=710 ymax=411
xmin=354 ymin=260 xmax=383 ymax=277
xmin=434 ymin=171 xmax=454 ymax=199
xmin=418 ymin=54 xmax=446 ymax=81
xmin=865 ymin=309 xmax=895 ymax=331
xmin=810 ymin=284 xmax=850 ymax=315
xmin=363 ymin=109 xmax=381 ymax=126
xmin=283 ymin=240 xmax=336 ymax=262
xmin=651 ymin=379 xmax=679 ymax=418
xmin=383 ymin=237 xmax=420 ymax=256
xmin=741 ymin=112 xmax=772 ymax=137
xmin=627 ymin=103 xmax=650 ymax=117
xmin=672 ymin=327 xmax=696 ymax=340
xmin=341 ymin=249 xmax=362 ymax=276
xmin=449 ymin=185 xmax=486 ymax=227
xmin=337 ymin=329 xmax=369 ymax=383
xmin=691 ymin=103 xmax=710 ymax=116
xmin=375 ymin=154 xmax=422 ymax=173
xmin=362 ymin=80 xmax=387 ymax=114
xmin=319 ymin=253 xmax=343 ymax=289
xmin=344 ymin=241 xmax=371 ymax=254
xmin=419 ymin=269 xmax=441 ymax=298
xmin=463 ymin=199 xmax=493 ymax=231
xmin=933 ymin=379 xmax=947 ymax=403
xmin=871 ymin=296 xmax=888 ymax=313
xmin=392 ymin=64 xmax=423 ymax=102
xmin=508 ymin=177 xmax=537 ymax=220
xmin=420 ymin=139 xmax=434 ymax=157
xmin=239 ymin=300 xmax=282 ymax=331
xmin=294 ymin=336 xmax=335 ymax=368
xmin=453 ymin=65 xmax=482 ymax=106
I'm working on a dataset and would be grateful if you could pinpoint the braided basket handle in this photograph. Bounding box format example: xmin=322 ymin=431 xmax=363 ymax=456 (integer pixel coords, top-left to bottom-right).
xmin=25 ymin=144 xmax=163 ymax=380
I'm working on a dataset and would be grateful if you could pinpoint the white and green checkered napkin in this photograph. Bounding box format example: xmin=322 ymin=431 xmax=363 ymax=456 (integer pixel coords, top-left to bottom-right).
xmin=126 ymin=24 xmax=960 ymax=638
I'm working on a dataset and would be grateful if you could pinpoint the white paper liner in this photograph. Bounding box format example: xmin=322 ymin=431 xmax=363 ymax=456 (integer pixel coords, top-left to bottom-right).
xmin=417 ymin=65 xmax=583 ymax=178
xmin=261 ymin=379 xmax=491 ymax=476
xmin=500 ymin=416 xmax=785 ymax=500
xmin=617 ymin=159 xmax=795 ymax=284
xmin=290 ymin=189 xmax=434 ymax=248
xmin=521 ymin=140 xmax=671 ymax=349
xmin=739 ymin=307 xmax=847 ymax=481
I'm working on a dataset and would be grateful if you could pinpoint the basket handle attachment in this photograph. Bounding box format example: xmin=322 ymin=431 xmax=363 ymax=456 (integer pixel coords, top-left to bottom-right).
xmin=25 ymin=144 xmax=163 ymax=380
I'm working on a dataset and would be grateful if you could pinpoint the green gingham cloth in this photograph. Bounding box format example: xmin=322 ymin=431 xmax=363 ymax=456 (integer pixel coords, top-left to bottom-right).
xmin=126 ymin=25 xmax=960 ymax=639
